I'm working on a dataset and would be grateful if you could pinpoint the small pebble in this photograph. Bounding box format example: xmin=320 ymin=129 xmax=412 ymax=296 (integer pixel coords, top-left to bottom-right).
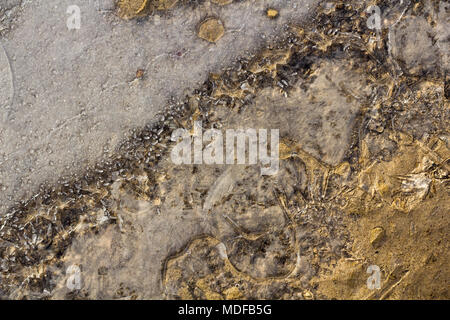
xmin=370 ymin=227 xmax=385 ymax=248
xmin=266 ymin=8 xmax=279 ymax=19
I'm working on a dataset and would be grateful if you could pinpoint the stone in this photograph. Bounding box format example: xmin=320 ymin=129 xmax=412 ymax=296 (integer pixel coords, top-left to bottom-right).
xmin=198 ymin=18 xmax=225 ymax=43
xmin=117 ymin=0 xmax=149 ymax=19
xmin=154 ymin=0 xmax=179 ymax=10
xmin=211 ymin=0 xmax=233 ymax=5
